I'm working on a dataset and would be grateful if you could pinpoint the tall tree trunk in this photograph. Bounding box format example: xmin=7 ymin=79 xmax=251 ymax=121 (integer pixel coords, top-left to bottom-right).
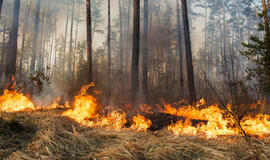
xmin=263 ymin=0 xmax=270 ymax=40
xmin=181 ymin=0 xmax=196 ymax=103
xmin=125 ymin=0 xmax=131 ymax=74
xmin=108 ymin=0 xmax=111 ymax=90
xmin=63 ymin=0 xmax=69 ymax=80
xmin=176 ymin=0 xmax=184 ymax=96
xmin=86 ymin=0 xmax=93 ymax=82
xmin=0 ymin=0 xmax=3 ymax=20
xmin=131 ymin=0 xmax=140 ymax=104
xmin=119 ymin=0 xmax=123 ymax=72
xmin=142 ymin=0 xmax=149 ymax=101
xmin=38 ymin=1 xmax=46 ymax=71
xmin=0 ymin=14 xmax=6 ymax=80
xmin=19 ymin=0 xmax=31 ymax=79
xmin=30 ymin=0 xmax=40 ymax=73
xmin=222 ymin=0 xmax=227 ymax=79
xmin=5 ymin=0 xmax=20 ymax=83
xmin=68 ymin=0 xmax=75 ymax=80
xmin=73 ymin=10 xmax=79 ymax=79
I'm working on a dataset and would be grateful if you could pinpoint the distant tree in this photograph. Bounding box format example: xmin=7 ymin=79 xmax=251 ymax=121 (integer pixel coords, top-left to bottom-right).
xmin=30 ymin=0 xmax=41 ymax=73
xmin=108 ymin=0 xmax=111 ymax=90
xmin=181 ymin=0 xmax=196 ymax=103
xmin=242 ymin=0 xmax=270 ymax=95
xmin=86 ymin=0 xmax=93 ymax=82
xmin=68 ymin=0 xmax=76 ymax=80
xmin=131 ymin=0 xmax=140 ymax=104
xmin=5 ymin=0 xmax=20 ymax=83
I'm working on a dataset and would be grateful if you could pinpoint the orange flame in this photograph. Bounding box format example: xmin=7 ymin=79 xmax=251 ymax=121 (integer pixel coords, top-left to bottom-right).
xmin=0 ymin=89 xmax=35 ymax=112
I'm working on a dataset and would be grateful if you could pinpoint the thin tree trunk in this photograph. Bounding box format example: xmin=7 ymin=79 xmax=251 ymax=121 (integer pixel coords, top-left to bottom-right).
xmin=0 ymin=14 xmax=6 ymax=81
xmin=222 ymin=0 xmax=227 ymax=78
xmin=38 ymin=1 xmax=46 ymax=71
xmin=86 ymin=0 xmax=93 ymax=82
xmin=30 ymin=0 xmax=40 ymax=73
xmin=0 ymin=0 xmax=3 ymax=20
xmin=142 ymin=0 xmax=149 ymax=101
xmin=5 ymin=0 xmax=20 ymax=83
xmin=263 ymin=0 xmax=270 ymax=39
xmin=68 ymin=0 xmax=75 ymax=80
xmin=73 ymin=10 xmax=79 ymax=79
xmin=19 ymin=0 xmax=31 ymax=79
xmin=176 ymin=0 xmax=184 ymax=95
xmin=181 ymin=0 xmax=196 ymax=103
xmin=108 ymin=0 xmax=111 ymax=90
xmin=119 ymin=0 xmax=123 ymax=72
xmin=131 ymin=0 xmax=140 ymax=104
xmin=63 ymin=0 xmax=69 ymax=80
xmin=125 ymin=0 xmax=131 ymax=74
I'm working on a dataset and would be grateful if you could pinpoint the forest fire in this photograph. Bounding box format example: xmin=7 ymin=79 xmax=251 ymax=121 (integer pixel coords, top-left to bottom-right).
xmin=0 ymin=84 xmax=270 ymax=138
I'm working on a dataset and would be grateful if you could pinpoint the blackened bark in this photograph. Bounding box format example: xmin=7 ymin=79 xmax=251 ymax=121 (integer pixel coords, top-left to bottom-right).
xmin=86 ymin=0 xmax=93 ymax=82
xmin=176 ymin=0 xmax=184 ymax=95
xmin=142 ymin=0 xmax=149 ymax=101
xmin=0 ymin=0 xmax=3 ymax=20
xmin=181 ymin=0 xmax=196 ymax=103
xmin=5 ymin=0 xmax=20 ymax=82
xmin=131 ymin=0 xmax=140 ymax=104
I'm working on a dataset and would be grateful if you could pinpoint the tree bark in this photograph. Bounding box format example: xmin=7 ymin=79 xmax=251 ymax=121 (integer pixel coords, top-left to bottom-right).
xmin=0 ymin=0 xmax=3 ymax=20
xmin=263 ymin=0 xmax=270 ymax=40
xmin=30 ymin=0 xmax=40 ymax=73
xmin=176 ymin=0 xmax=184 ymax=96
xmin=86 ymin=0 xmax=93 ymax=82
xmin=0 ymin=14 xmax=6 ymax=80
xmin=62 ymin=0 xmax=69 ymax=80
xmin=131 ymin=0 xmax=140 ymax=104
xmin=108 ymin=0 xmax=111 ymax=89
xmin=142 ymin=0 xmax=149 ymax=101
xmin=68 ymin=0 xmax=75 ymax=80
xmin=119 ymin=0 xmax=123 ymax=72
xmin=5 ymin=0 xmax=20 ymax=83
xmin=19 ymin=0 xmax=31 ymax=79
xmin=181 ymin=0 xmax=196 ymax=103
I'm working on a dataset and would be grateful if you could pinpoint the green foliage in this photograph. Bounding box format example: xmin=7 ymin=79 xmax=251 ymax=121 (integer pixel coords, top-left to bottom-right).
xmin=241 ymin=13 xmax=270 ymax=95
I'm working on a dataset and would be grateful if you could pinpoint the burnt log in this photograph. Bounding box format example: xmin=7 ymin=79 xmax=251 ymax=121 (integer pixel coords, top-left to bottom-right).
xmin=125 ymin=112 xmax=208 ymax=131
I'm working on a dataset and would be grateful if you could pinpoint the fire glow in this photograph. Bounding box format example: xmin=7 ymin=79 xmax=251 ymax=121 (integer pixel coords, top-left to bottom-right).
xmin=0 ymin=84 xmax=270 ymax=138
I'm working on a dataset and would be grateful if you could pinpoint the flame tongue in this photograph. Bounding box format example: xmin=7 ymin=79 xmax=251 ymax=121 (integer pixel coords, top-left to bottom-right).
xmin=0 ymin=89 xmax=35 ymax=112
xmin=0 ymin=84 xmax=270 ymax=138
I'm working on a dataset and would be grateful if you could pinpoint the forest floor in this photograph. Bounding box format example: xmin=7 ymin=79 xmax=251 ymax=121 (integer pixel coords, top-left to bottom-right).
xmin=0 ymin=110 xmax=270 ymax=160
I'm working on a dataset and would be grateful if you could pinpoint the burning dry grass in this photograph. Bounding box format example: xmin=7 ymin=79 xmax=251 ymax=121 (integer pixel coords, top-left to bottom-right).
xmin=1 ymin=110 xmax=270 ymax=160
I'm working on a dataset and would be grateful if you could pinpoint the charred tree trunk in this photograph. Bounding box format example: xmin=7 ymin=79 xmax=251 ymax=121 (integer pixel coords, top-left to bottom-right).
xmin=0 ymin=15 xmax=6 ymax=80
xmin=108 ymin=0 xmax=111 ymax=90
xmin=19 ymin=0 xmax=31 ymax=79
xmin=119 ymin=0 xmax=123 ymax=72
xmin=176 ymin=0 xmax=184 ymax=96
xmin=86 ymin=0 xmax=93 ymax=82
xmin=181 ymin=0 xmax=196 ymax=103
xmin=68 ymin=0 xmax=75 ymax=80
xmin=38 ymin=1 xmax=46 ymax=71
xmin=5 ymin=0 xmax=20 ymax=83
xmin=30 ymin=0 xmax=40 ymax=73
xmin=0 ymin=0 xmax=3 ymax=20
xmin=142 ymin=0 xmax=149 ymax=101
xmin=131 ymin=0 xmax=140 ymax=104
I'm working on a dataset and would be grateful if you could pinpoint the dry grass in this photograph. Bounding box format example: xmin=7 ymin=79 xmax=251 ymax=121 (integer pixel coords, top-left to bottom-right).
xmin=0 ymin=110 xmax=270 ymax=160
